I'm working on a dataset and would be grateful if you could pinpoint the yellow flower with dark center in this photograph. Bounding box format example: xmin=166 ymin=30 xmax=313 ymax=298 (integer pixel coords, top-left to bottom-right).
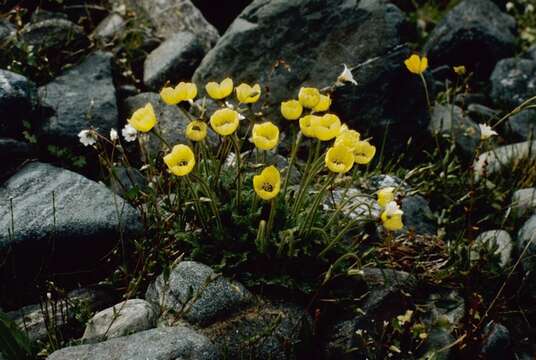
xmin=298 ymin=87 xmax=321 ymax=108
xmin=236 ymin=83 xmax=261 ymax=103
xmin=353 ymin=140 xmax=376 ymax=164
xmin=185 ymin=120 xmax=208 ymax=142
xmin=210 ymin=108 xmax=240 ymax=136
xmin=381 ymin=201 xmax=404 ymax=231
xmin=252 ymin=122 xmax=279 ymax=150
xmin=160 ymin=82 xmax=197 ymax=105
xmin=299 ymin=115 xmax=320 ymax=138
xmin=377 ymin=187 xmax=395 ymax=208
xmin=325 ymin=145 xmax=355 ymax=173
xmin=404 ymin=54 xmax=428 ymax=75
xmin=280 ymin=100 xmax=303 ymax=120
xmin=253 ymin=165 xmax=281 ymax=200
xmin=128 ymin=103 xmax=157 ymax=132
xmin=163 ymin=144 xmax=196 ymax=176
xmin=453 ymin=65 xmax=466 ymax=75
xmin=335 ymin=127 xmax=360 ymax=149
xmin=313 ymin=94 xmax=331 ymax=112
xmin=205 ymin=78 xmax=234 ymax=99
xmin=314 ymin=114 xmax=341 ymax=141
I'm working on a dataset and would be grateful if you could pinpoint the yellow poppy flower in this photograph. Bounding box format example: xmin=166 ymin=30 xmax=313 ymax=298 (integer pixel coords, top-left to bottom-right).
xmin=353 ymin=140 xmax=376 ymax=164
xmin=128 ymin=103 xmax=157 ymax=132
xmin=280 ymin=100 xmax=303 ymax=120
xmin=253 ymin=165 xmax=281 ymax=201
xmin=377 ymin=187 xmax=395 ymax=208
xmin=160 ymin=82 xmax=197 ymax=105
xmin=404 ymin=54 xmax=428 ymax=75
xmin=335 ymin=127 xmax=360 ymax=149
xmin=381 ymin=201 xmax=404 ymax=231
xmin=163 ymin=144 xmax=196 ymax=176
xmin=325 ymin=145 xmax=355 ymax=174
xmin=185 ymin=120 xmax=208 ymax=142
xmin=205 ymin=78 xmax=234 ymax=100
xmin=236 ymin=83 xmax=261 ymax=103
xmin=251 ymin=122 xmax=279 ymax=150
xmin=298 ymin=87 xmax=321 ymax=109
xmin=314 ymin=114 xmax=341 ymax=141
xmin=453 ymin=65 xmax=466 ymax=75
xmin=313 ymin=94 xmax=331 ymax=112
xmin=299 ymin=115 xmax=320 ymax=138
xmin=210 ymin=108 xmax=240 ymax=136
xmin=160 ymin=86 xmax=182 ymax=105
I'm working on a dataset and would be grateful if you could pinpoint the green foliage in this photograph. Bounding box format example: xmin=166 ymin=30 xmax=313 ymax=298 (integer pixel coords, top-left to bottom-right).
xmin=0 ymin=311 xmax=34 ymax=360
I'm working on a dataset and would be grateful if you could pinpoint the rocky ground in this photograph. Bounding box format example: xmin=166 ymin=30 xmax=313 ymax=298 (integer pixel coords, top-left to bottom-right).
xmin=1 ymin=0 xmax=536 ymax=359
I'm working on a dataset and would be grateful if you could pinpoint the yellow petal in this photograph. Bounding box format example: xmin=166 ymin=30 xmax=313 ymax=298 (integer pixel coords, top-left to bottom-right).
xmin=252 ymin=122 xmax=279 ymax=150
xmin=298 ymin=87 xmax=321 ymax=109
xmin=325 ymin=145 xmax=354 ymax=173
xmin=163 ymin=144 xmax=195 ymax=176
xmin=210 ymin=108 xmax=240 ymax=136
xmin=381 ymin=211 xmax=404 ymax=231
xmin=299 ymin=115 xmax=320 ymax=138
xmin=236 ymin=83 xmax=261 ymax=103
xmin=128 ymin=103 xmax=157 ymax=132
xmin=281 ymin=100 xmax=303 ymax=120
xmin=377 ymin=187 xmax=395 ymax=208
xmin=185 ymin=120 xmax=207 ymax=142
xmin=253 ymin=165 xmax=281 ymax=200
xmin=313 ymin=94 xmax=331 ymax=112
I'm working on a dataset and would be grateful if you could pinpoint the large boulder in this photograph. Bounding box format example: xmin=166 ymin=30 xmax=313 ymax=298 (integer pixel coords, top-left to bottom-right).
xmin=47 ymin=326 xmax=219 ymax=360
xmin=0 ymin=69 xmax=37 ymax=138
xmin=193 ymin=0 xmax=429 ymax=152
xmin=0 ymin=162 xmax=142 ymax=303
xmin=401 ymin=195 xmax=437 ymax=235
xmin=506 ymin=109 xmax=536 ymax=141
xmin=423 ymin=0 xmax=516 ymax=78
xmin=473 ymin=141 xmax=536 ymax=178
xmin=123 ymin=0 xmax=219 ymax=52
xmin=143 ymin=32 xmax=205 ymax=91
xmin=490 ymin=58 xmax=536 ymax=110
xmin=0 ymin=138 xmax=33 ymax=180
xmin=38 ymin=52 xmax=118 ymax=148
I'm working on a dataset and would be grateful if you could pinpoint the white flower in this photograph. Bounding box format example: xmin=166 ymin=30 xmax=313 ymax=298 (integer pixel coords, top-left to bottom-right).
xmin=336 ymin=64 xmax=357 ymax=86
xmin=506 ymin=2 xmax=514 ymax=11
xmin=479 ymin=123 xmax=498 ymax=140
xmin=384 ymin=201 xmax=403 ymax=217
xmin=78 ymin=129 xmax=97 ymax=147
xmin=122 ymin=124 xmax=138 ymax=142
xmin=526 ymin=4 xmax=534 ymax=13
xmin=110 ymin=128 xmax=119 ymax=141
xmin=238 ymin=113 xmax=246 ymax=120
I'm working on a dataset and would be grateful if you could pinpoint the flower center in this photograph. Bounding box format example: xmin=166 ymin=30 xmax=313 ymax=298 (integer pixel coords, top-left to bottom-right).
xmin=179 ymin=160 xmax=188 ymax=166
xmin=192 ymin=126 xmax=201 ymax=131
xmin=262 ymin=182 xmax=273 ymax=192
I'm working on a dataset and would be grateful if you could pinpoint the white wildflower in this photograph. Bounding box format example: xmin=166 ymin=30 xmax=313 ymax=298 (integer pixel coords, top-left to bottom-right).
xmin=336 ymin=64 xmax=357 ymax=86
xmin=506 ymin=2 xmax=514 ymax=12
xmin=110 ymin=128 xmax=119 ymax=141
xmin=78 ymin=129 xmax=97 ymax=147
xmin=122 ymin=124 xmax=138 ymax=142
xmin=479 ymin=123 xmax=498 ymax=140
xmin=385 ymin=201 xmax=403 ymax=217
xmin=526 ymin=4 xmax=534 ymax=13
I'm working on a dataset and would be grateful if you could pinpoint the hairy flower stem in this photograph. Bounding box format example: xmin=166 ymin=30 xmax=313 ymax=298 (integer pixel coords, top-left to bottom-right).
xmin=190 ymin=174 xmax=223 ymax=233
xmin=230 ymin=134 xmax=243 ymax=209
xmin=266 ymin=199 xmax=277 ymax=243
xmin=184 ymin=177 xmax=209 ymax=233
xmin=291 ymin=157 xmax=325 ymax=217
xmin=282 ymin=130 xmax=302 ymax=199
xmin=419 ymin=73 xmax=432 ymax=111
xmin=299 ymin=174 xmax=335 ymax=237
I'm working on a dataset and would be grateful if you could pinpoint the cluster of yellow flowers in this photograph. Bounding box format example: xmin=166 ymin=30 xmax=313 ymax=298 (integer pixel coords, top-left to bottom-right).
xmin=125 ymin=75 xmax=405 ymax=231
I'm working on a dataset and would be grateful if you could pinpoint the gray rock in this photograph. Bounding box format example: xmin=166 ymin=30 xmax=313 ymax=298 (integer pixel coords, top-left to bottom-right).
xmin=325 ymin=188 xmax=381 ymax=220
xmin=423 ymin=0 xmax=516 ymax=77
xmin=30 ymin=9 xmax=69 ymax=23
xmin=423 ymin=290 xmax=465 ymax=332
xmin=474 ymin=141 xmax=536 ymax=178
xmin=517 ymin=215 xmax=536 ymax=285
xmin=83 ymin=299 xmax=158 ymax=343
xmin=490 ymin=58 xmax=536 ymax=109
xmin=93 ymin=13 xmax=126 ymax=42
xmin=0 ymin=138 xmax=33 ymax=180
xmin=47 ymin=326 xmax=219 ymax=360
xmin=109 ymin=166 xmax=147 ymax=197
xmin=194 ymin=0 xmax=430 ymax=153
xmin=0 ymin=70 xmax=37 ymax=138
xmin=481 ymin=322 xmax=512 ymax=359
xmin=146 ymin=261 xmax=253 ymax=326
xmin=401 ymin=195 xmax=437 ymax=235
xmin=143 ymin=32 xmax=205 ymax=91
xmin=470 ymin=230 xmax=513 ymax=267
xmin=0 ymin=162 xmax=142 ymax=297
xmin=511 ymin=188 xmax=536 ymax=216
xmin=201 ymin=301 xmax=312 ymax=359
xmin=528 ymin=44 xmax=536 ymax=61
xmin=454 ymin=93 xmax=487 ymax=107
xmin=467 ymin=104 xmax=500 ymax=124
xmin=19 ymin=18 xmax=89 ymax=58
xmin=367 ymin=174 xmax=409 ymax=192
xmin=507 ymin=109 xmax=536 ymax=141
xmin=429 ymin=104 xmax=481 ymax=157
xmin=0 ymin=19 xmax=15 ymax=43
xmin=38 ymin=52 xmax=118 ymax=148
xmin=123 ymin=0 xmax=219 ymax=52
xmin=418 ymin=328 xmax=455 ymax=360
xmin=6 ymin=285 xmax=118 ymax=343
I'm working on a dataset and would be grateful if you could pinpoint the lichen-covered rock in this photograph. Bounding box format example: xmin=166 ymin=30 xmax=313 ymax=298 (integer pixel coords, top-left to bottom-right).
xmin=0 ymin=162 xmax=142 ymax=301
xmin=143 ymin=32 xmax=205 ymax=90
xmin=424 ymin=0 xmax=516 ymax=77
xmin=0 ymin=138 xmax=33 ymax=180
xmin=93 ymin=13 xmax=126 ymax=42
xmin=470 ymin=230 xmax=513 ymax=268
xmin=401 ymin=195 xmax=437 ymax=235
xmin=429 ymin=104 xmax=481 ymax=158
xmin=194 ymin=0 xmax=429 ymax=152
xmin=474 ymin=141 xmax=536 ymax=178
xmin=38 ymin=52 xmax=118 ymax=148
xmin=511 ymin=188 xmax=536 ymax=216
xmin=122 ymin=0 xmax=219 ymax=52
xmin=481 ymin=322 xmax=512 ymax=359
xmin=0 ymin=70 xmax=37 ymax=138
xmin=48 ymin=326 xmax=219 ymax=360
xmin=490 ymin=58 xmax=536 ymax=109
xmin=82 ymin=299 xmax=158 ymax=343
xmin=146 ymin=261 xmax=253 ymax=326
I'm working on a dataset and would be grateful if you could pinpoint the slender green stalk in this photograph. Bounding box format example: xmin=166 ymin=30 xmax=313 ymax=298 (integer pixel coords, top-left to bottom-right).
xmin=282 ymin=130 xmax=302 ymax=198
xmin=419 ymin=73 xmax=432 ymax=111
xmin=299 ymin=174 xmax=335 ymax=236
